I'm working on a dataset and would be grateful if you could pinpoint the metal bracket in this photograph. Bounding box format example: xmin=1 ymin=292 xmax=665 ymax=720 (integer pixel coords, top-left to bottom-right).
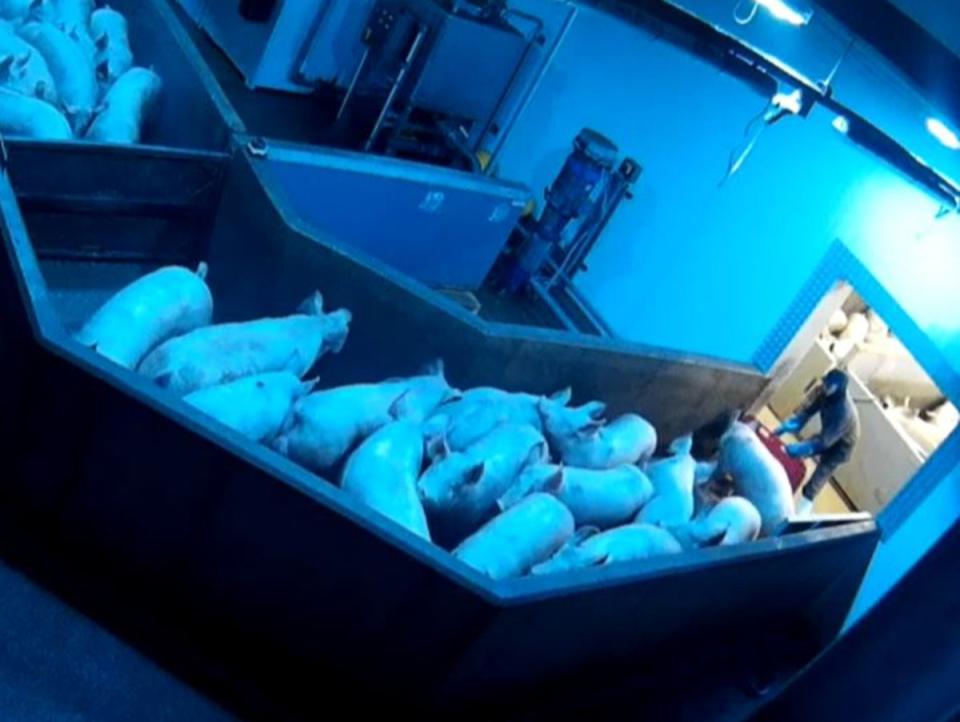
xmin=245 ymin=137 xmax=269 ymax=158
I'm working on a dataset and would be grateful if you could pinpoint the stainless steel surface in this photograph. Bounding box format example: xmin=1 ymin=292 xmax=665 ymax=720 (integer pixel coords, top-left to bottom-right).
xmin=255 ymin=140 xmax=531 ymax=289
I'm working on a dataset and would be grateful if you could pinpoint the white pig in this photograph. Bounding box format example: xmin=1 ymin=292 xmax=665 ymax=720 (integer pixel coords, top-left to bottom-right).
xmin=274 ymin=363 xmax=457 ymax=471
xmin=418 ymin=423 xmax=548 ymax=544
xmin=0 ymin=82 xmax=67 ymax=136
xmin=542 ymin=403 xmax=657 ymax=470
xmin=76 ymin=263 xmax=213 ymax=370
xmin=138 ymin=292 xmax=351 ymax=396
xmin=90 ymin=6 xmax=132 ymax=84
xmin=427 ymin=387 xmax=607 ymax=457
xmin=498 ymin=463 xmax=654 ymax=530
xmin=454 ymin=493 xmax=574 ymax=580
xmin=671 ymin=496 xmax=762 ymax=550
xmin=17 ymin=21 xmax=96 ymax=132
xmin=635 ymin=435 xmax=697 ymax=527
xmin=0 ymin=21 xmax=57 ymax=102
xmin=184 ymin=372 xmax=315 ymax=443
xmin=0 ymin=0 xmax=31 ymax=22
xmin=340 ymin=420 xmax=431 ymax=541
xmin=716 ymin=422 xmax=795 ymax=536
xmin=25 ymin=0 xmax=56 ymax=23
xmin=530 ymin=523 xmax=682 ymax=576
xmin=0 ymin=49 xmax=55 ymax=102
xmin=86 ymin=67 xmax=161 ymax=144
xmin=51 ymin=0 xmax=92 ymax=33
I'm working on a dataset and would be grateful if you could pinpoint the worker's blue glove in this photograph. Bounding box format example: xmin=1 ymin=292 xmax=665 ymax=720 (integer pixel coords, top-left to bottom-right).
xmin=774 ymin=416 xmax=803 ymax=436
xmin=786 ymin=441 xmax=818 ymax=459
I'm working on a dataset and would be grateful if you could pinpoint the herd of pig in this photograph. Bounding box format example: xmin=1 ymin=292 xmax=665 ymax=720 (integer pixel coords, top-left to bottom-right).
xmin=76 ymin=264 xmax=797 ymax=582
xmin=0 ymin=0 xmax=161 ymax=143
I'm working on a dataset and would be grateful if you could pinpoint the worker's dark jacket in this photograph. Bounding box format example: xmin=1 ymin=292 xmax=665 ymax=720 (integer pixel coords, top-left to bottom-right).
xmin=796 ymin=386 xmax=861 ymax=462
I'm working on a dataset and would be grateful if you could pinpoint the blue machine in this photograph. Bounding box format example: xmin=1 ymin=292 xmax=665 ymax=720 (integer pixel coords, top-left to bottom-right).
xmin=506 ymin=129 xmax=640 ymax=294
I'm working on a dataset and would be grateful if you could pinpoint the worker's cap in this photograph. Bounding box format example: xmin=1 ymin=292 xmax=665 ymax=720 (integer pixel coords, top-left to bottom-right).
xmin=824 ymin=368 xmax=849 ymax=392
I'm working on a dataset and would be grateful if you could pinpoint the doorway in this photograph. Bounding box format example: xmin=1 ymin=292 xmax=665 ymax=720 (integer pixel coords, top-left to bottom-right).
xmin=760 ymin=284 xmax=957 ymax=516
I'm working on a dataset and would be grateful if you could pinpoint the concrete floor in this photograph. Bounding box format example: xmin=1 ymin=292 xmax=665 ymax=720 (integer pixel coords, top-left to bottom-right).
xmin=0 ymin=559 xmax=237 ymax=722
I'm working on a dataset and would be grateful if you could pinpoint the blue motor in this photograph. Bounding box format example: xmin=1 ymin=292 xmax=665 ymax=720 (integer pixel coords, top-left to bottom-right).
xmin=505 ymin=129 xmax=619 ymax=293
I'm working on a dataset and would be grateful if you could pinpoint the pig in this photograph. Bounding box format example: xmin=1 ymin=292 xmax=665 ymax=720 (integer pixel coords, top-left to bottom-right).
xmin=0 ymin=0 xmax=31 ymax=22
xmin=0 ymin=48 xmax=55 ymax=102
xmin=138 ymin=291 xmax=351 ymax=396
xmin=51 ymin=0 xmax=92 ymax=33
xmin=716 ymin=421 xmax=795 ymax=536
xmin=86 ymin=67 xmax=160 ymax=144
xmin=76 ymin=263 xmax=213 ymax=370
xmin=184 ymin=372 xmax=315 ymax=443
xmin=0 ymin=21 xmax=57 ymax=102
xmin=671 ymin=496 xmax=762 ymax=550
xmin=0 ymin=82 xmax=67 ymax=136
xmin=418 ymin=423 xmax=548 ymax=545
xmin=454 ymin=493 xmax=574 ymax=580
xmin=542 ymin=401 xmax=657 ymax=470
xmin=90 ymin=6 xmax=132 ymax=84
xmin=498 ymin=463 xmax=654 ymax=530
xmin=635 ymin=435 xmax=697 ymax=527
xmin=426 ymin=387 xmax=606 ymax=457
xmin=530 ymin=523 xmax=683 ymax=577
xmin=340 ymin=420 xmax=431 ymax=541
xmin=17 ymin=21 xmax=96 ymax=132
xmin=274 ymin=362 xmax=457 ymax=472
xmin=24 ymin=0 xmax=56 ymax=23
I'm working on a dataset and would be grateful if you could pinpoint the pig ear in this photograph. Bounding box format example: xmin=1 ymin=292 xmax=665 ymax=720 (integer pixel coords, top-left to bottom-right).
xmin=299 ymin=377 xmax=319 ymax=396
xmin=455 ymin=462 xmax=485 ymax=489
xmin=524 ymin=441 xmax=548 ymax=468
xmin=33 ymin=80 xmax=48 ymax=99
xmin=549 ymin=387 xmax=572 ymax=405
xmin=694 ymin=461 xmax=718 ymax=486
xmin=0 ymin=56 xmax=13 ymax=81
xmin=269 ymin=434 xmax=290 ymax=457
xmin=571 ymin=527 xmax=600 ymax=545
xmin=297 ymin=291 xmax=324 ymax=316
xmin=423 ymin=358 xmax=445 ymax=379
xmin=388 ymin=390 xmax=412 ymax=420
xmin=195 ymin=261 xmax=209 ymax=280
xmin=583 ymin=401 xmax=607 ymax=421
xmin=424 ymin=428 xmax=450 ymax=461
xmin=670 ymin=434 xmax=694 ymax=456
xmin=576 ymin=419 xmax=604 ymax=439
xmin=542 ymin=466 xmax=565 ymax=495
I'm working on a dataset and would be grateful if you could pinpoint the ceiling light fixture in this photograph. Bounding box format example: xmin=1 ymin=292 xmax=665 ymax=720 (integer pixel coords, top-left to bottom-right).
xmin=927 ymin=118 xmax=960 ymax=150
xmin=754 ymin=0 xmax=813 ymax=26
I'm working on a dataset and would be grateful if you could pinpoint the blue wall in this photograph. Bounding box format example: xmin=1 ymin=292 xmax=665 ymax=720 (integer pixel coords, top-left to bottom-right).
xmin=495 ymin=3 xmax=960 ymax=625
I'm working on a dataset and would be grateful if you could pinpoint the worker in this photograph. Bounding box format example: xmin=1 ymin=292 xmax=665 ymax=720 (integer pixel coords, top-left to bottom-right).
xmin=774 ymin=369 xmax=861 ymax=515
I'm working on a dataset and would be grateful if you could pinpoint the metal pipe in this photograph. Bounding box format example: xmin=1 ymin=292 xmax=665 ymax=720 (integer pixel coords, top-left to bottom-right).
xmin=365 ymin=26 xmax=427 ymax=152
xmin=336 ymin=46 xmax=371 ymax=121
xmin=485 ymin=5 xmax=577 ymax=170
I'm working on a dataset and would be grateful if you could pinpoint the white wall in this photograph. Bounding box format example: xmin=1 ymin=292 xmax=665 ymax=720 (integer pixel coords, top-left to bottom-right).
xmin=495 ymin=3 xmax=960 ymax=625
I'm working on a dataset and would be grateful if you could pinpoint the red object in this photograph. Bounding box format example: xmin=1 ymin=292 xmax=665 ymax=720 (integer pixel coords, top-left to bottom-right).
xmin=745 ymin=417 xmax=808 ymax=491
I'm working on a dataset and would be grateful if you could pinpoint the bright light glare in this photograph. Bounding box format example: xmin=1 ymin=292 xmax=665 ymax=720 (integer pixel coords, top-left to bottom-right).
xmin=755 ymin=0 xmax=812 ymax=26
xmin=926 ymin=118 xmax=960 ymax=150
xmin=772 ymin=89 xmax=803 ymax=114
xmin=832 ymin=116 xmax=850 ymax=134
